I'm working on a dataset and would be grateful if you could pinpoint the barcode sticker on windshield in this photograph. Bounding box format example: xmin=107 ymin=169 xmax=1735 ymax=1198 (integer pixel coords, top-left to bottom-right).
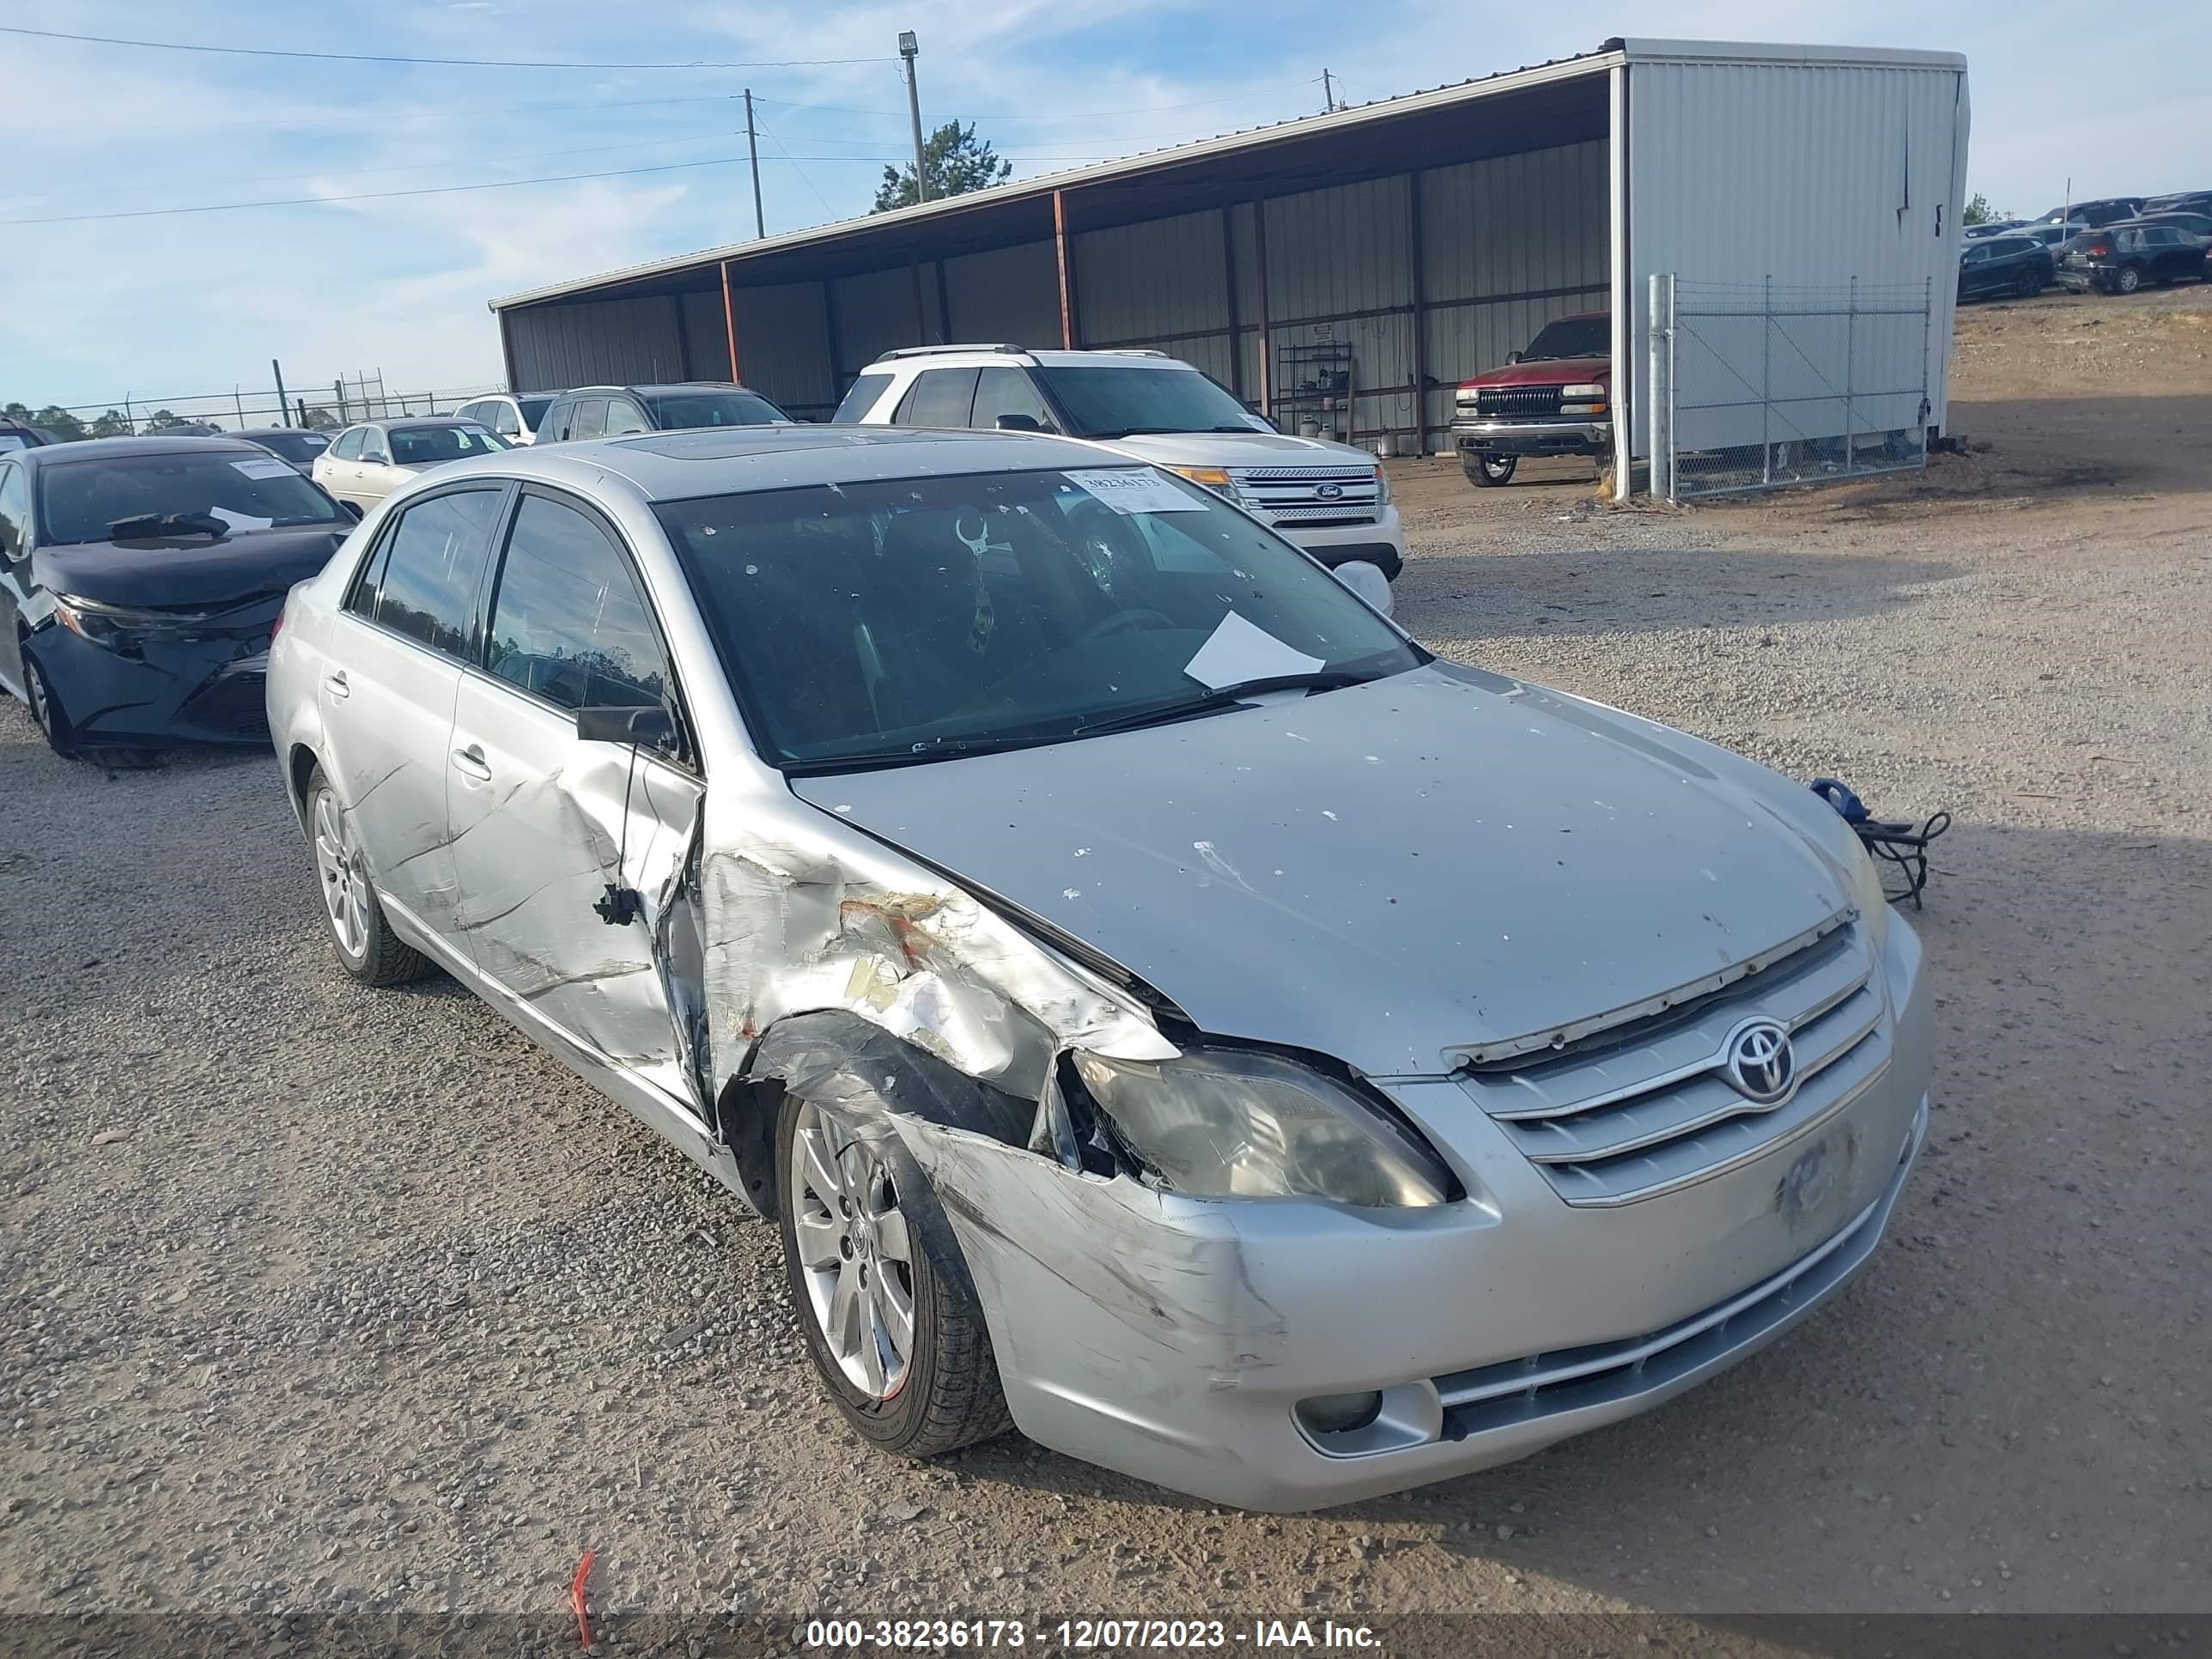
xmin=1063 ymin=468 xmax=1210 ymax=514
xmin=230 ymin=458 xmax=296 ymax=480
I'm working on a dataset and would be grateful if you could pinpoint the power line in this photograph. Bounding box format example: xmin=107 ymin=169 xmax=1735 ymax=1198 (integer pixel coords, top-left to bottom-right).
xmin=750 ymin=80 xmax=1316 ymax=122
xmin=0 ymin=23 xmax=890 ymax=70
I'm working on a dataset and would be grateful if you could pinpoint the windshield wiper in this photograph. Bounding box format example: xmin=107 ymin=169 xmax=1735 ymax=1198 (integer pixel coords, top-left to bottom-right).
xmin=105 ymin=511 xmax=231 ymax=540
xmin=1073 ymin=672 xmax=1376 ymax=738
xmin=783 ymin=731 xmax=1069 ymax=775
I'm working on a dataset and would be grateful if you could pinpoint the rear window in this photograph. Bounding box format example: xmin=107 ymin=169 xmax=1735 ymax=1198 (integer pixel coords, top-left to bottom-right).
xmin=830 ymin=372 xmax=893 ymax=423
xmin=642 ymin=390 xmax=786 ymax=429
xmin=250 ymin=432 xmax=329 ymax=464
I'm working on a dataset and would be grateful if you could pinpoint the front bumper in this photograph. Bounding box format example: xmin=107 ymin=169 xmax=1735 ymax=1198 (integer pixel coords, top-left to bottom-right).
xmin=1454 ymin=418 xmax=1611 ymax=459
xmin=1263 ymin=506 xmax=1406 ymax=582
xmin=909 ymin=915 xmax=1930 ymax=1511
xmin=24 ymin=610 xmax=278 ymax=749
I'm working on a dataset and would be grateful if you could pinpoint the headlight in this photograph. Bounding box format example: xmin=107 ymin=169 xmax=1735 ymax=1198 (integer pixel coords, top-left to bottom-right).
xmin=52 ymin=594 xmax=204 ymax=644
xmin=1072 ymin=1048 xmax=1455 ymax=1207
xmin=1848 ymin=836 xmax=1892 ymax=951
xmin=1372 ymin=467 xmax=1392 ymax=507
xmin=1163 ymin=465 xmax=1237 ymax=497
xmin=1560 ymin=383 xmax=1606 ymax=399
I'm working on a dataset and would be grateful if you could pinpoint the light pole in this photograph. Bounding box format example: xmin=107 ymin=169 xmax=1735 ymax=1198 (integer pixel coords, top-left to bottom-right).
xmin=899 ymin=31 xmax=929 ymax=204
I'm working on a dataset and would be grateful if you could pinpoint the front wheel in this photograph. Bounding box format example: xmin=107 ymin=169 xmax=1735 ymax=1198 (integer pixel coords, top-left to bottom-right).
xmin=777 ymin=1092 xmax=1010 ymax=1458
xmin=1464 ymin=453 xmax=1517 ymax=488
xmin=21 ymin=650 xmax=74 ymax=757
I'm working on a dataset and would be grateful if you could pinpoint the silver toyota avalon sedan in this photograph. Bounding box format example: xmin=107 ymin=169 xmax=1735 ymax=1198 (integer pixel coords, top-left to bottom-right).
xmin=265 ymin=426 xmax=1931 ymax=1511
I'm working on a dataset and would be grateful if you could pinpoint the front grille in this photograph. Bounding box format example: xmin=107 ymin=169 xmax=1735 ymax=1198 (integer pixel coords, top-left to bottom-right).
xmin=1433 ymin=1100 xmax=1921 ymax=1437
xmin=1233 ymin=465 xmax=1379 ymax=526
xmin=179 ymin=672 xmax=270 ymax=739
xmin=1472 ymin=386 xmax=1565 ymax=420
xmin=1455 ymin=919 xmax=1888 ymax=1206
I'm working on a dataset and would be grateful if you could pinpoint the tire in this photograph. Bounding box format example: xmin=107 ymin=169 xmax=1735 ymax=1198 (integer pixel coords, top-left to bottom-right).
xmin=2014 ymin=269 xmax=2039 ymax=298
xmin=2114 ymin=264 xmax=2142 ymax=295
xmin=304 ymin=763 xmax=430 ymax=986
xmin=20 ymin=649 xmax=76 ymax=758
xmin=776 ymin=1091 xmax=1011 ymax=1459
xmin=1464 ymin=453 xmax=1517 ymax=488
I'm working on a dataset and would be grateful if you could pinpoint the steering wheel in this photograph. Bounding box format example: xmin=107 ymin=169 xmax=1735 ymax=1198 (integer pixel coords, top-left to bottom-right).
xmin=1079 ymin=608 xmax=1176 ymax=645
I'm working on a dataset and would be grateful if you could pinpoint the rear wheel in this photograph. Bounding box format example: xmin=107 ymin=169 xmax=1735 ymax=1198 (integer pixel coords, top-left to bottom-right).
xmin=2114 ymin=264 xmax=2143 ymax=295
xmin=1464 ymin=453 xmax=1517 ymax=488
xmin=776 ymin=1092 xmax=1010 ymax=1458
xmin=305 ymin=765 xmax=430 ymax=986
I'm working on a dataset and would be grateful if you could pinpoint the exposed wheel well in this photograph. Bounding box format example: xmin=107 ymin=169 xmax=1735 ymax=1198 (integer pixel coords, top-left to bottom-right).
xmin=287 ymin=743 xmax=321 ymax=811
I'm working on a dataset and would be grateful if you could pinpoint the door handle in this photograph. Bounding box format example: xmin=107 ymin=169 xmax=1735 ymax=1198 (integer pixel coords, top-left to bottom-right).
xmin=451 ymin=743 xmax=492 ymax=781
xmin=325 ymin=670 xmax=349 ymax=698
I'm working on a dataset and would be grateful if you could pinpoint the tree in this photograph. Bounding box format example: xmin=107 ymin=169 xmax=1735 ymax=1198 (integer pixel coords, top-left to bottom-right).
xmin=143 ymin=409 xmax=189 ymax=429
xmin=89 ymin=410 xmax=133 ymax=438
xmin=1962 ymin=192 xmax=2010 ymax=226
xmin=300 ymin=405 xmax=339 ymax=430
xmin=872 ymin=121 xmax=1012 ymax=212
xmin=33 ymin=406 xmax=89 ymax=442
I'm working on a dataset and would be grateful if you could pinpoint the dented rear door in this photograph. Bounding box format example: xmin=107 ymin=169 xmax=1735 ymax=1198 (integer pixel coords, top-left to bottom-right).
xmin=447 ymin=486 xmax=705 ymax=1109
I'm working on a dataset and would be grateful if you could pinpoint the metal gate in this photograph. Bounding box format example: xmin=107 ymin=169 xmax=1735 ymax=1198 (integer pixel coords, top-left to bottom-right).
xmin=1649 ymin=275 xmax=1935 ymax=501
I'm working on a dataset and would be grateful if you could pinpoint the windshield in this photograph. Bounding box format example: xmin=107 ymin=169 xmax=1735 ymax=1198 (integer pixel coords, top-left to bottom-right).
xmin=249 ymin=432 xmax=328 ymax=464
xmin=656 ymin=466 xmax=1418 ymax=769
xmin=36 ymin=451 xmax=349 ymax=545
xmin=518 ymin=397 xmax=553 ymax=426
xmin=1519 ymin=317 xmax=1609 ymax=362
xmin=642 ymin=390 xmax=786 ymax=430
xmin=1030 ymin=365 xmax=1263 ymax=440
xmin=389 ymin=423 xmax=508 ymax=465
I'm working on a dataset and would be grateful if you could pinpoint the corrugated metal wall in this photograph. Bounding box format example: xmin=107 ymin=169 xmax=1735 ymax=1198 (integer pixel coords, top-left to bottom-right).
xmin=730 ymin=281 xmax=837 ymax=415
xmin=943 ymin=240 xmax=1061 ymax=347
xmin=1626 ymin=55 xmax=1969 ymax=452
xmin=507 ymin=295 xmax=687 ymax=392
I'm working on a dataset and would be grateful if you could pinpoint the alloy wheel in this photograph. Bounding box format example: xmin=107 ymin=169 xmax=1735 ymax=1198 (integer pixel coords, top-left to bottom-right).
xmin=23 ymin=657 xmax=55 ymax=737
xmin=312 ymin=786 xmax=371 ymax=960
xmin=789 ymin=1102 xmax=916 ymax=1401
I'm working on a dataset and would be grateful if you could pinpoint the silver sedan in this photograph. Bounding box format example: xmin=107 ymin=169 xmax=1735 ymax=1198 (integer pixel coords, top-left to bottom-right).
xmin=309 ymin=416 xmax=508 ymax=511
xmin=264 ymin=427 xmax=1931 ymax=1511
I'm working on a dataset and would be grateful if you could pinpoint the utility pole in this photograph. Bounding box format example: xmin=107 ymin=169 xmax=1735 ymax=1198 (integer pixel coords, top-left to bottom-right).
xmin=744 ymin=88 xmax=765 ymax=238
xmin=1322 ymin=69 xmax=1336 ymax=112
xmin=899 ymin=31 xmax=929 ymax=204
xmin=270 ymin=359 xmax=289 ymax=428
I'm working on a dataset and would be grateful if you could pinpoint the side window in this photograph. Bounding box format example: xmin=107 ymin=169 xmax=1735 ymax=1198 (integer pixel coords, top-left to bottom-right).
xmin=344 ymin=524 xmax=396 ymax=619
xmin=605 ymin=398 xmax=650 ymax=436
xmin=891 ymin=368 xmax=980 ymax=427
xmin=1964 ymin=245 xmax=1990 ymax=264
xmin=0 ymin=463 xmax=27 ymax=557
xmin=361 ymin=429 xmax=390 ymax=464
xmin=485 ymin=495 xmax=669 ymax=712
xmin=331 ymin=428 xmax=365 ymax=461
xmin=489 ymin=403 xmax=520 ymax=437
xmin=455 ymin=403 xmax=484 ymax=425
xmin=568 ymin=399 xmax=608 ymax=440
xmin=369 ymin=489 xmax=505 ymax=659
xmin=830 ymin=371 xmax=894 ymax=423
xmin=969 ymin=367 xmax=1054 ymax=431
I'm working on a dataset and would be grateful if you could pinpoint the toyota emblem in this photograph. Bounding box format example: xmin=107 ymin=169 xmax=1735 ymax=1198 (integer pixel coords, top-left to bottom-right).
xmin=1315 ymin=483 xmax=1345 ymax=501
xmin=1723 ymin=1018 xmax=1796 ymax=1105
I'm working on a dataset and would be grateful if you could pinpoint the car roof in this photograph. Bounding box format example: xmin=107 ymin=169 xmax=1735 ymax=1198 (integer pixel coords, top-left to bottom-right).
xmin=234 ymin=427 xmax=325 ymax=438
xmin=553 ymin=382 xmax=755 ymax=397
xmin=408 ymin=423 xmax=1131 ymax=503
xmin=11 ymin=434 xmax=269 ymax=467
xmin=350 ymin=416 xmax=491 ymax=430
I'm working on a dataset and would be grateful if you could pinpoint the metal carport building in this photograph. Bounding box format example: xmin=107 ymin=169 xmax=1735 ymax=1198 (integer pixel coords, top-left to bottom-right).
xmin=486 ymin=37 xmax=1968 ymax=495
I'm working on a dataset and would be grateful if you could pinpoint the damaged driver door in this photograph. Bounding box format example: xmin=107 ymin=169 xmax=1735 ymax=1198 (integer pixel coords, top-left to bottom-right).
xmin=447 ymin=486 xmax=706 ymax=1115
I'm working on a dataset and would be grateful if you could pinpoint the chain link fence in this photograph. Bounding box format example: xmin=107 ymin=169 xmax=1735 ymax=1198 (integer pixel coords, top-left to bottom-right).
xmin=1650 ymin=276 xmax=1935 ymax=501
xmin=15 ymin=371 xmax=505 ymax=441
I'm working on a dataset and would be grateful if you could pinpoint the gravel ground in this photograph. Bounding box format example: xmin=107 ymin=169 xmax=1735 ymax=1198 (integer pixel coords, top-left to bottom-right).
xmin=3 ymin=289 xmax=2208 ymax=1632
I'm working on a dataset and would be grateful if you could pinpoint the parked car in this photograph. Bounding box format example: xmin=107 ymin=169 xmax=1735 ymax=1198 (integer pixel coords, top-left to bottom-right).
xmin=1958 ymin=234 xmax=2053 ymax=301
xmin=1960 ymin=218 xmax=2027 ymax=240
xmin=311 ymin=417 xmax=508 ymax=511
xmin=2034 ymin=197 xmax=2143 ymax=230
xmin=266 ymin=423 xmax=1931 ymax=1512
xmin=2019 ymin=223 xmax=2075 ymax=255
xmin=0 ymin=419 xmax=51 ymax=453
xmin=2056 ymin=223 xmax=2209 ymax=294
xmin=535 ymin=383 xmax=787 ymax=444
xmin=2142 ymin=190 xmax=2212 ymax=216
xmin=1449 ymin=312 xmax=1611 ymax=487
xmin=234 ymin=427 xmax=333 ymax=476
xmin=0 ymin=435 xmax=354 ymax=755
xmin=2136 ymin=210 xmax=2212 ymax=248
xmin=834 ymin=344 xmax=1407 ymax=589
xmin=454 ymin=392 xmax=554 ymax=446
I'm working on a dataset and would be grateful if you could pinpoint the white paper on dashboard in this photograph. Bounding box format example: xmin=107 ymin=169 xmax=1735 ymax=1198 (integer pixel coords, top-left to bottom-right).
xmin=229 ymin=458 xmax=297 ymax=481
xmin=1063 ymin=467 xmax=1211 ymax=514
xmin=207 ymin=506 xmax=274 ymax=532
xmin=1182 ymin=610 xmax=1326 ymax=689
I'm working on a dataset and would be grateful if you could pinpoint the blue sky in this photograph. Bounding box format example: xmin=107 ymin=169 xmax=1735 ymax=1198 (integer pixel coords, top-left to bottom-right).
xmin=3 ymin=1 xmax=2204 ymax=419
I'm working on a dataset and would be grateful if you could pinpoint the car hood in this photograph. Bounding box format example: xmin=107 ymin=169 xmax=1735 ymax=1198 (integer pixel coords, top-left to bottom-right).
xmin=791 ymin=663 xmax=1856 ymax=1078
xmin=1462 ymin=356 xmax=1611 ymax=389
xmin=1100 ymin=429 xmax=1378 ymax=469
xmin=33 ymin=524 xmax=349 ymax=610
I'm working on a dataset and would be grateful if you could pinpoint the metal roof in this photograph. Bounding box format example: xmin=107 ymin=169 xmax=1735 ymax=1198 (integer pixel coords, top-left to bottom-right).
xmin=489 ymin=37 xmax=1967 ymax=314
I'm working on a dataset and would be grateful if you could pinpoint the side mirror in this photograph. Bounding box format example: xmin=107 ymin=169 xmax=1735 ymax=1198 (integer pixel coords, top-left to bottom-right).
xmin=1329 ymin=559 xmax=1394 ymax=617
xmin=576 ymin=704 xmax=675 ymax=748
xmin=994 ymin=413 xmax=1044 ymax=432
xmin=1506 ymin=351 xmax=1524 ymax=366
xmin=339 ymin=500 xmax=363 ymax=521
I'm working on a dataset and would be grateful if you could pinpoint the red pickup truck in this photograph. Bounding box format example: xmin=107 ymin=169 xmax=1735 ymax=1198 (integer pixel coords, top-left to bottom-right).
xmin=1450 ymin=312 xmax=1611 ymax=487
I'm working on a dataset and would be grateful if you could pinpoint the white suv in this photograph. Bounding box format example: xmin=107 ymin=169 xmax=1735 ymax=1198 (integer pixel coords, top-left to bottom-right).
xmin=453 ymin=393 xmax=554 ymax=447
xmin=833 ymin=346 xmax=1407 ymax=594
